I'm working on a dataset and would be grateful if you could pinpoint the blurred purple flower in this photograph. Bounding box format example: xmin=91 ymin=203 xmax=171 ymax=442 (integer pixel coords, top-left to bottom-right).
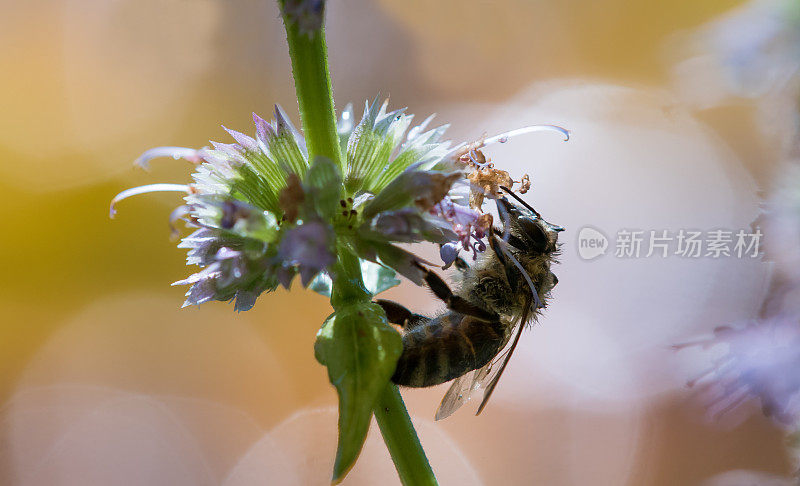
xmin=681 ymin=315 xmax=800 ymax=427
xmin=672 ymin=0 xmax=800 ymax=151
xmin=675 ymin=0 xmax=800 ymax=100
xmin=763 ymin=163 xmax=800 ymax=289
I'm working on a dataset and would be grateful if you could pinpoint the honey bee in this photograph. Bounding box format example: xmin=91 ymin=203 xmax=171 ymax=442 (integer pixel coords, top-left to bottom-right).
xmin=377 ymin=187 xmax=563 ymax=419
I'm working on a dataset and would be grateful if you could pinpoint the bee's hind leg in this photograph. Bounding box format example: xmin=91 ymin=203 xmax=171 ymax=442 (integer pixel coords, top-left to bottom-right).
xmin=375 ymin=299 xmax=430 ymax=330
xmin=412 ymin=262 xmax=499 ymax=322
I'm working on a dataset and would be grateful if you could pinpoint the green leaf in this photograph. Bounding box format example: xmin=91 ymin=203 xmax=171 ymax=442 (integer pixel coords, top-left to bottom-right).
xmin=314 ymin=302 xmax=403 ymax=483
xmin=353 ymin=236 xmax=427 ymax=287
xmin=309 ymin=260 xmax=400 ymax=298
xmin=362 ymin=169 xmax=461 ymax=220
xmin=361 ymin=260 xmax=400 ymax=295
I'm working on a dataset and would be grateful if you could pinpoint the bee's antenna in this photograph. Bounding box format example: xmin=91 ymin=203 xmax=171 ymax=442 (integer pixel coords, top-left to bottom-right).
xmin=499 ymin=186 xmax=541 ymax=218
xmin=495 ymin=237 xmax=542 ymax=309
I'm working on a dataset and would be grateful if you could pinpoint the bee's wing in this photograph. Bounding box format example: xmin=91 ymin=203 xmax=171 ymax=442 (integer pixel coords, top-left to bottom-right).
xmin=434 ymin=315 xmax=522 ymax=420
xmin=434 ymin=369 xmax=479 ymax=421
xmin=475 ymin=311 xmax=525 ymax=415
xmin=475 ymin=294 xmax=535 ymax=415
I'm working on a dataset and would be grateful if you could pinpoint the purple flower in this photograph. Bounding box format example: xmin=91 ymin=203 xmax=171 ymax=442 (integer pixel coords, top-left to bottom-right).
xmin=439 ymin=242 xmax=460 ymax=267
xmin=680 ymin=316 xmax=800 ymax=427
xmin=429 ymin=196 xmax=492 ymax=263
xmin=278 ymin=220 xmax=336 ymax=287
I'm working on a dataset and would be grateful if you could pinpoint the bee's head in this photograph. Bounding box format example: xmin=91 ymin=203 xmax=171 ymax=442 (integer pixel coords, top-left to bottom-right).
xmin=495 ymin=189 xmax=563 ymax=254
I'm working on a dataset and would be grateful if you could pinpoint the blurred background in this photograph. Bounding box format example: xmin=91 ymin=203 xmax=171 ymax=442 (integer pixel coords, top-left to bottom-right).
xmin=1 ymin=0 xmax=797 ymax=484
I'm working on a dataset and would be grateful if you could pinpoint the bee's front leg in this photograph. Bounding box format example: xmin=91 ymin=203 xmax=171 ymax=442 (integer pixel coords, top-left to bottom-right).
xmin=412 ymin=262 xmax=499 ymax=323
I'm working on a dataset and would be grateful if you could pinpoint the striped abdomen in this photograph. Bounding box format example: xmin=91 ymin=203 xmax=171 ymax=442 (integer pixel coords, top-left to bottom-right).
xmin=391 ymin=312 xmax=507 ymax=388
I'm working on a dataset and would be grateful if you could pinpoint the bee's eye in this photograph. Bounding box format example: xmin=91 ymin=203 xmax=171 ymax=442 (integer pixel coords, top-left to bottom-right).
xmin=518 ymin=217 xmax=549 ymax=252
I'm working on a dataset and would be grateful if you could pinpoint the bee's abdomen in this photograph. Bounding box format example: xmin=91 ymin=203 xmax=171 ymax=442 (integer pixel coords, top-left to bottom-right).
xmin=391 ymin=313 xmax=506 ymax=388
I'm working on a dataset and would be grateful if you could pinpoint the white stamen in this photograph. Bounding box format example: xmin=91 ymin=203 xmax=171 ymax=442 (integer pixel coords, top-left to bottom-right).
xmin=469 ymin=148 xmax=493 ymax=169
xmin=110 ymin=183 xmax=190 ymax=218
xmin=671 ymin=336 xmax=718 ymax=350
xmin=134 ymin=147 xmax=200 ymax=171
xmin=686 ymin=365 xmax=721 ymax=388
xmin=168 ymin=204 xmax=192 ymax=239
xmin=483 ymin=125 xmax=570 ymax=147
xmin=707 ymin=384 xmax=752 ymax=420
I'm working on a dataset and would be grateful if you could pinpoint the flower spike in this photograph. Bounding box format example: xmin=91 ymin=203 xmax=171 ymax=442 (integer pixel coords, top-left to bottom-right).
xmin=112 ymin=97 xmax=566 ymax=312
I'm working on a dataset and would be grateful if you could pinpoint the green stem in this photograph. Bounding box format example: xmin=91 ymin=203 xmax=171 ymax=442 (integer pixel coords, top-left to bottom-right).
xmin=330 ymin=240 xmax=370 ymax=308
xmin=280 ymin=3 xmax=344 ymax=171
xmin=374 ymin=384 xmax=438 ymax=486
xmin=280 ymin=3 xmax=437 ymax=484
xmin=329 ymin=244 xmax=438 ymax=484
